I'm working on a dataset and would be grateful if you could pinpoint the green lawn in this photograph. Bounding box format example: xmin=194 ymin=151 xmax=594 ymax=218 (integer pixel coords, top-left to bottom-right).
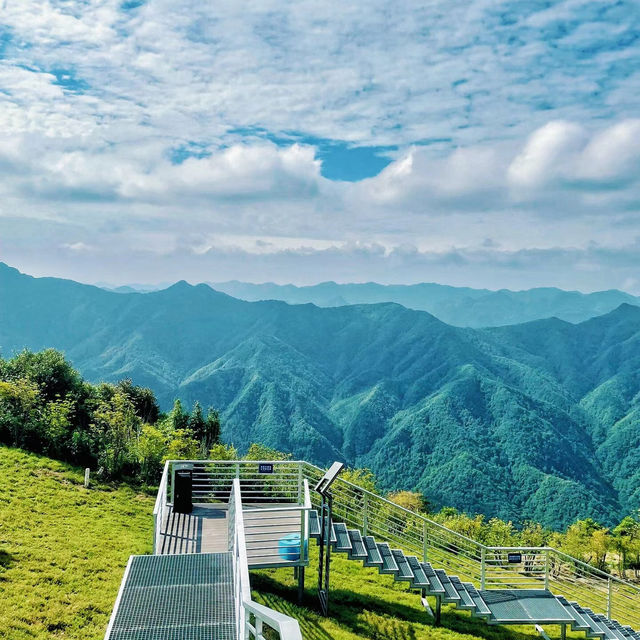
xmin=253 ymin=548 xmax=583 ymax=640
xmin=0 ymin=445 xmax=582 ymax=640
xmin=0 ymin=446 xmax=153 ymax=640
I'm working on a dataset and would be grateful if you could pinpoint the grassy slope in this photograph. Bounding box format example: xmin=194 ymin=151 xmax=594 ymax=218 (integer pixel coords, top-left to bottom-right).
xmin=0 ymin=445 xmax=580 ymax=640
xmin=253 ymin=549 xmax=580 ymax=640
xmin=0 ymin=447 xmax=153 ymax=640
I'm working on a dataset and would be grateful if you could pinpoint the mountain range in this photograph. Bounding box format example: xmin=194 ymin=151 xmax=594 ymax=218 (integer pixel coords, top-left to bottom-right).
xmin=210 ymin=280 xmax=640 ymax=328
xmin=2 ymin=261 xmax=640 ymax=529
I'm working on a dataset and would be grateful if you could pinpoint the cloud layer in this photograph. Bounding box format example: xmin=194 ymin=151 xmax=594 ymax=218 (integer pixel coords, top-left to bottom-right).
xmin=0 ymin=0 xmax=639 ymax=291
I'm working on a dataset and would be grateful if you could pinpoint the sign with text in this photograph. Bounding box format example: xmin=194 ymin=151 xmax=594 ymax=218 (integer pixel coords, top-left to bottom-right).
xmin=258 ymin=463 xmax=274 ymax=474
xmin=508 ymin=552 xmax=522 ymax=564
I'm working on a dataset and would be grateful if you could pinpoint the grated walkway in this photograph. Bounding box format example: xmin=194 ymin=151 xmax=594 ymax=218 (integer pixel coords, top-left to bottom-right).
xmin=105 ymin=553 xmax=236 ymax=640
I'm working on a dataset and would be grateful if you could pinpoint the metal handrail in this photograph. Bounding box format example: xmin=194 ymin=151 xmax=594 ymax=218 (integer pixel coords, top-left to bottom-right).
xmin=229 ymin=477 xmax=303 ymax=640
xmin=152 ymin=461 xmax=169 ymax=553
xmin=298 ymin=461 xmax=640 ymax=628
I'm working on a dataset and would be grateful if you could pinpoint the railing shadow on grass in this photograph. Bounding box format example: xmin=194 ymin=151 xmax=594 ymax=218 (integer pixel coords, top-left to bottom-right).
xmin=252 ymin=572 xmax=537 ymax=640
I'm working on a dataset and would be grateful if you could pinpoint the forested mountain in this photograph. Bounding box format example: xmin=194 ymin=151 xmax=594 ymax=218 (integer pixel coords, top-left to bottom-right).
xmin=2 ymin=262 xmax=640 ymax=528
xmin=212 ymin=280 xmax=639 ymax=327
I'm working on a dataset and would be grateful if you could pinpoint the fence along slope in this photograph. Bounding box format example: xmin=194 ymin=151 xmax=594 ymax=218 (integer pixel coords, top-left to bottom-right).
xmin=299 ymin=461 xmax=640 ymax=629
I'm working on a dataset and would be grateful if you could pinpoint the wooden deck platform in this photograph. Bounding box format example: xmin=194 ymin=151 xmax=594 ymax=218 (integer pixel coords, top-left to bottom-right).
xmin=158 ymin=503 xmax=306 ymax=567
xmin=158 ymin=503 xmax=229 ymax=555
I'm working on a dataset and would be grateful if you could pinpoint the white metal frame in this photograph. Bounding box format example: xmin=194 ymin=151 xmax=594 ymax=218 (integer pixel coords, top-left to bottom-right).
xmin=229 ymin=477 xmax=303 ymax=640
xmin=152 ymin=460 xmax=170 ymax=554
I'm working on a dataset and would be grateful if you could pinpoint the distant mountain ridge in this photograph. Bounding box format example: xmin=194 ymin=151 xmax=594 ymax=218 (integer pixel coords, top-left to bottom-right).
xmin=210 ymin=280 xmax=640 ymax=327
xmin=2 ymin=261 xmax=640 ymax=529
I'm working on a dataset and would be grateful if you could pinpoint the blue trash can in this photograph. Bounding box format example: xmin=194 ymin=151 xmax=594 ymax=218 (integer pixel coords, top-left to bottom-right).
xmin=278 ymin=533 xmax=305 ymax=561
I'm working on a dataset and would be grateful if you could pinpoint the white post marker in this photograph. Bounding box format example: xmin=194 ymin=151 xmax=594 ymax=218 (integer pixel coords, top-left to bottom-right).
xmin=84 ymin=468 xmax=90 ymax=488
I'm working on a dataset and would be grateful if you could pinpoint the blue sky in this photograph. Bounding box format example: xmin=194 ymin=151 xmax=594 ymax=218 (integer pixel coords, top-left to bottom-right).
xmin=0 ymin=0 xmax=639 ymax=292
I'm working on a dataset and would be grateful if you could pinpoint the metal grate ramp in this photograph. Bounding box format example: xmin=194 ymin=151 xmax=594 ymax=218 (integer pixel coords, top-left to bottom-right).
xmin=105 ymin=553 xmax=236 ymax=640
xmin=479 ymin=589 xmax=575 ymax=625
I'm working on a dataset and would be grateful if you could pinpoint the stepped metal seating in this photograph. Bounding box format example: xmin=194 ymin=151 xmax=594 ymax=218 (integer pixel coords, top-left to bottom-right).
xmin=106 ymin=459 xmax=640 ymax=640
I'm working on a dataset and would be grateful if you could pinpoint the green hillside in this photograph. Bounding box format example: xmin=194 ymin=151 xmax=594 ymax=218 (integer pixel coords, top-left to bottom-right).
xmin=0 ymin=446 xmax=582 ymax=640
xmin=2 ymin=262 xmax=640 ymax=528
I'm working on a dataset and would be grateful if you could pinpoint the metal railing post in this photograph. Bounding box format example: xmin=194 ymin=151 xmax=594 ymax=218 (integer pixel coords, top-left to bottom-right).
xmin=607 ymin=578 xmax=612 ymax=619
xmin=170 ymin=461 xmax=175 ymax=504
xmin=152 ymin=513 xmax=157 ymax=554
xmin=363 ymin=493 xmax=368 ymax=537
xmin=298 ymin=463 xmax=303 ymax=504
xmin=481 ymin=548 xmax=486 ymax=590
xmin=423 ymin=521 xmax=428 ymax=563
xmin=544 ymin=549 xmax=550 ymax=590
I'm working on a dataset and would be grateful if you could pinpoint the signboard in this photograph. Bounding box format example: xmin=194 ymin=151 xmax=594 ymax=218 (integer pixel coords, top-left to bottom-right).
xmin=508 ymin=552 xmax=522 ymax=564
xmin=259 ymin=463 xmax=274 ymax=474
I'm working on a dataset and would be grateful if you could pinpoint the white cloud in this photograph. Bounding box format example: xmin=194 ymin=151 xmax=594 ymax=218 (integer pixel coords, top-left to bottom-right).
xmin=0 ymin=0 xmax=639 ymax=290
xmin=507 ymin=121 xmax=585 ymax=188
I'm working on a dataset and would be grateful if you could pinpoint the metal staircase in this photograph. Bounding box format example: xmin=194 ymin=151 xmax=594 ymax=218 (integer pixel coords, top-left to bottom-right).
xmin=309 ymin=509 xmax=640 ymax=640
xmin=132 ymin=458 xmax=640 ymax=639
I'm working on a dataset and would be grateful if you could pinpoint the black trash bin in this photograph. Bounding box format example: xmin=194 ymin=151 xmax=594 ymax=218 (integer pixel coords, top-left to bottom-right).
xmin=174 ymin=469 xmax=193 ymax=514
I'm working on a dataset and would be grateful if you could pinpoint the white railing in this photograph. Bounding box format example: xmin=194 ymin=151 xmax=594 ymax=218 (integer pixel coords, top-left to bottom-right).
xmin=164 ymin=459 xmax=310 ymax=568
xmin=243 ymin=480 xmax=311 ymax=568
xmin=229 ymin=478 xmax=303 ymax=640
xmin=168 ymin=459 xmax=303 ymax=506
xmin=152 ymin=461 xmax=170 ymax=554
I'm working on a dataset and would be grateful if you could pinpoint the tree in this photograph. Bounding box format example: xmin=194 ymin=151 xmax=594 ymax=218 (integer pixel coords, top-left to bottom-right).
xmin=387 ymin=490 xmax=428 ymax=513
xmin=613 ymin=515 xmax=640 ymax=577
xmin=168 ymin=399 xmax=189 ymax=431
xmin=0 ymin=379 xmax=41 ymax=448
xmin=245 ymin=443 xmax=291 ymax=461
xmin=484 ymin=518 xmax=515 ymax=547
xmin=208 ymin=443 xmax=238 ymax=460
xmin=2 ymin=349 xmax=82 ymax=402
xmin=136 ymin=424 xmax=167 ymax=483
xmin=43 ymin=397 xmax=74 ymax=458
xmin=518 ymin=521 xmax=549 ymax=547
xmin=116 ymin=379 xmax=160 ymax=424
xmin=92 ymin=391 xmax=140 ymax=478
xmin=204 ymin=408 xmax=221 ymax=451
xmin=561 ymin=518 xmax=610 ymax=571
xmin=341 ymin=467 xmax=377 ymax=493
xmin=165 ymin=429 xmax=199 ymax=461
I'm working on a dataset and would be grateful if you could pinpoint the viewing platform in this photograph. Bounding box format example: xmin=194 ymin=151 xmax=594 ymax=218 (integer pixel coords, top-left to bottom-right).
xmin=157 ymin=502 xmax=305 ymax=562
xmin=104 ymin=458 xmax=640 ymax=640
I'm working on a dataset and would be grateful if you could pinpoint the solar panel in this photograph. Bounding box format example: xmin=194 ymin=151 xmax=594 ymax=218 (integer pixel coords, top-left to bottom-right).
xmin=105 ymin=553 xmax=236 ymax=640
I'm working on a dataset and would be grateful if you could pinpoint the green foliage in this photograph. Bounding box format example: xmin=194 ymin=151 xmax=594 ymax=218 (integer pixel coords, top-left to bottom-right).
xmin=0 ymin=349 xmax=222 ymax=485
xmin=245 ymin=442 xmax=292 ymax=461
xmin=167 ymin=399 xmax=189 ymax=431
xmin=0 ymin=348 xmax=83 ymax=403
xmin=165 ymin=428 xmax=200 ymax=461
xmin=136 ymin=424 xmax=167 ymax=483
xmin=92 ymin=391 xmax=140 ymax=478
xmin=342 ymin=467 xmax=378 ymax=493
xmin=388 ymin=490 xmax=429 ymax=513
xmin=208 ymin=443 xmax=239 ymax=460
